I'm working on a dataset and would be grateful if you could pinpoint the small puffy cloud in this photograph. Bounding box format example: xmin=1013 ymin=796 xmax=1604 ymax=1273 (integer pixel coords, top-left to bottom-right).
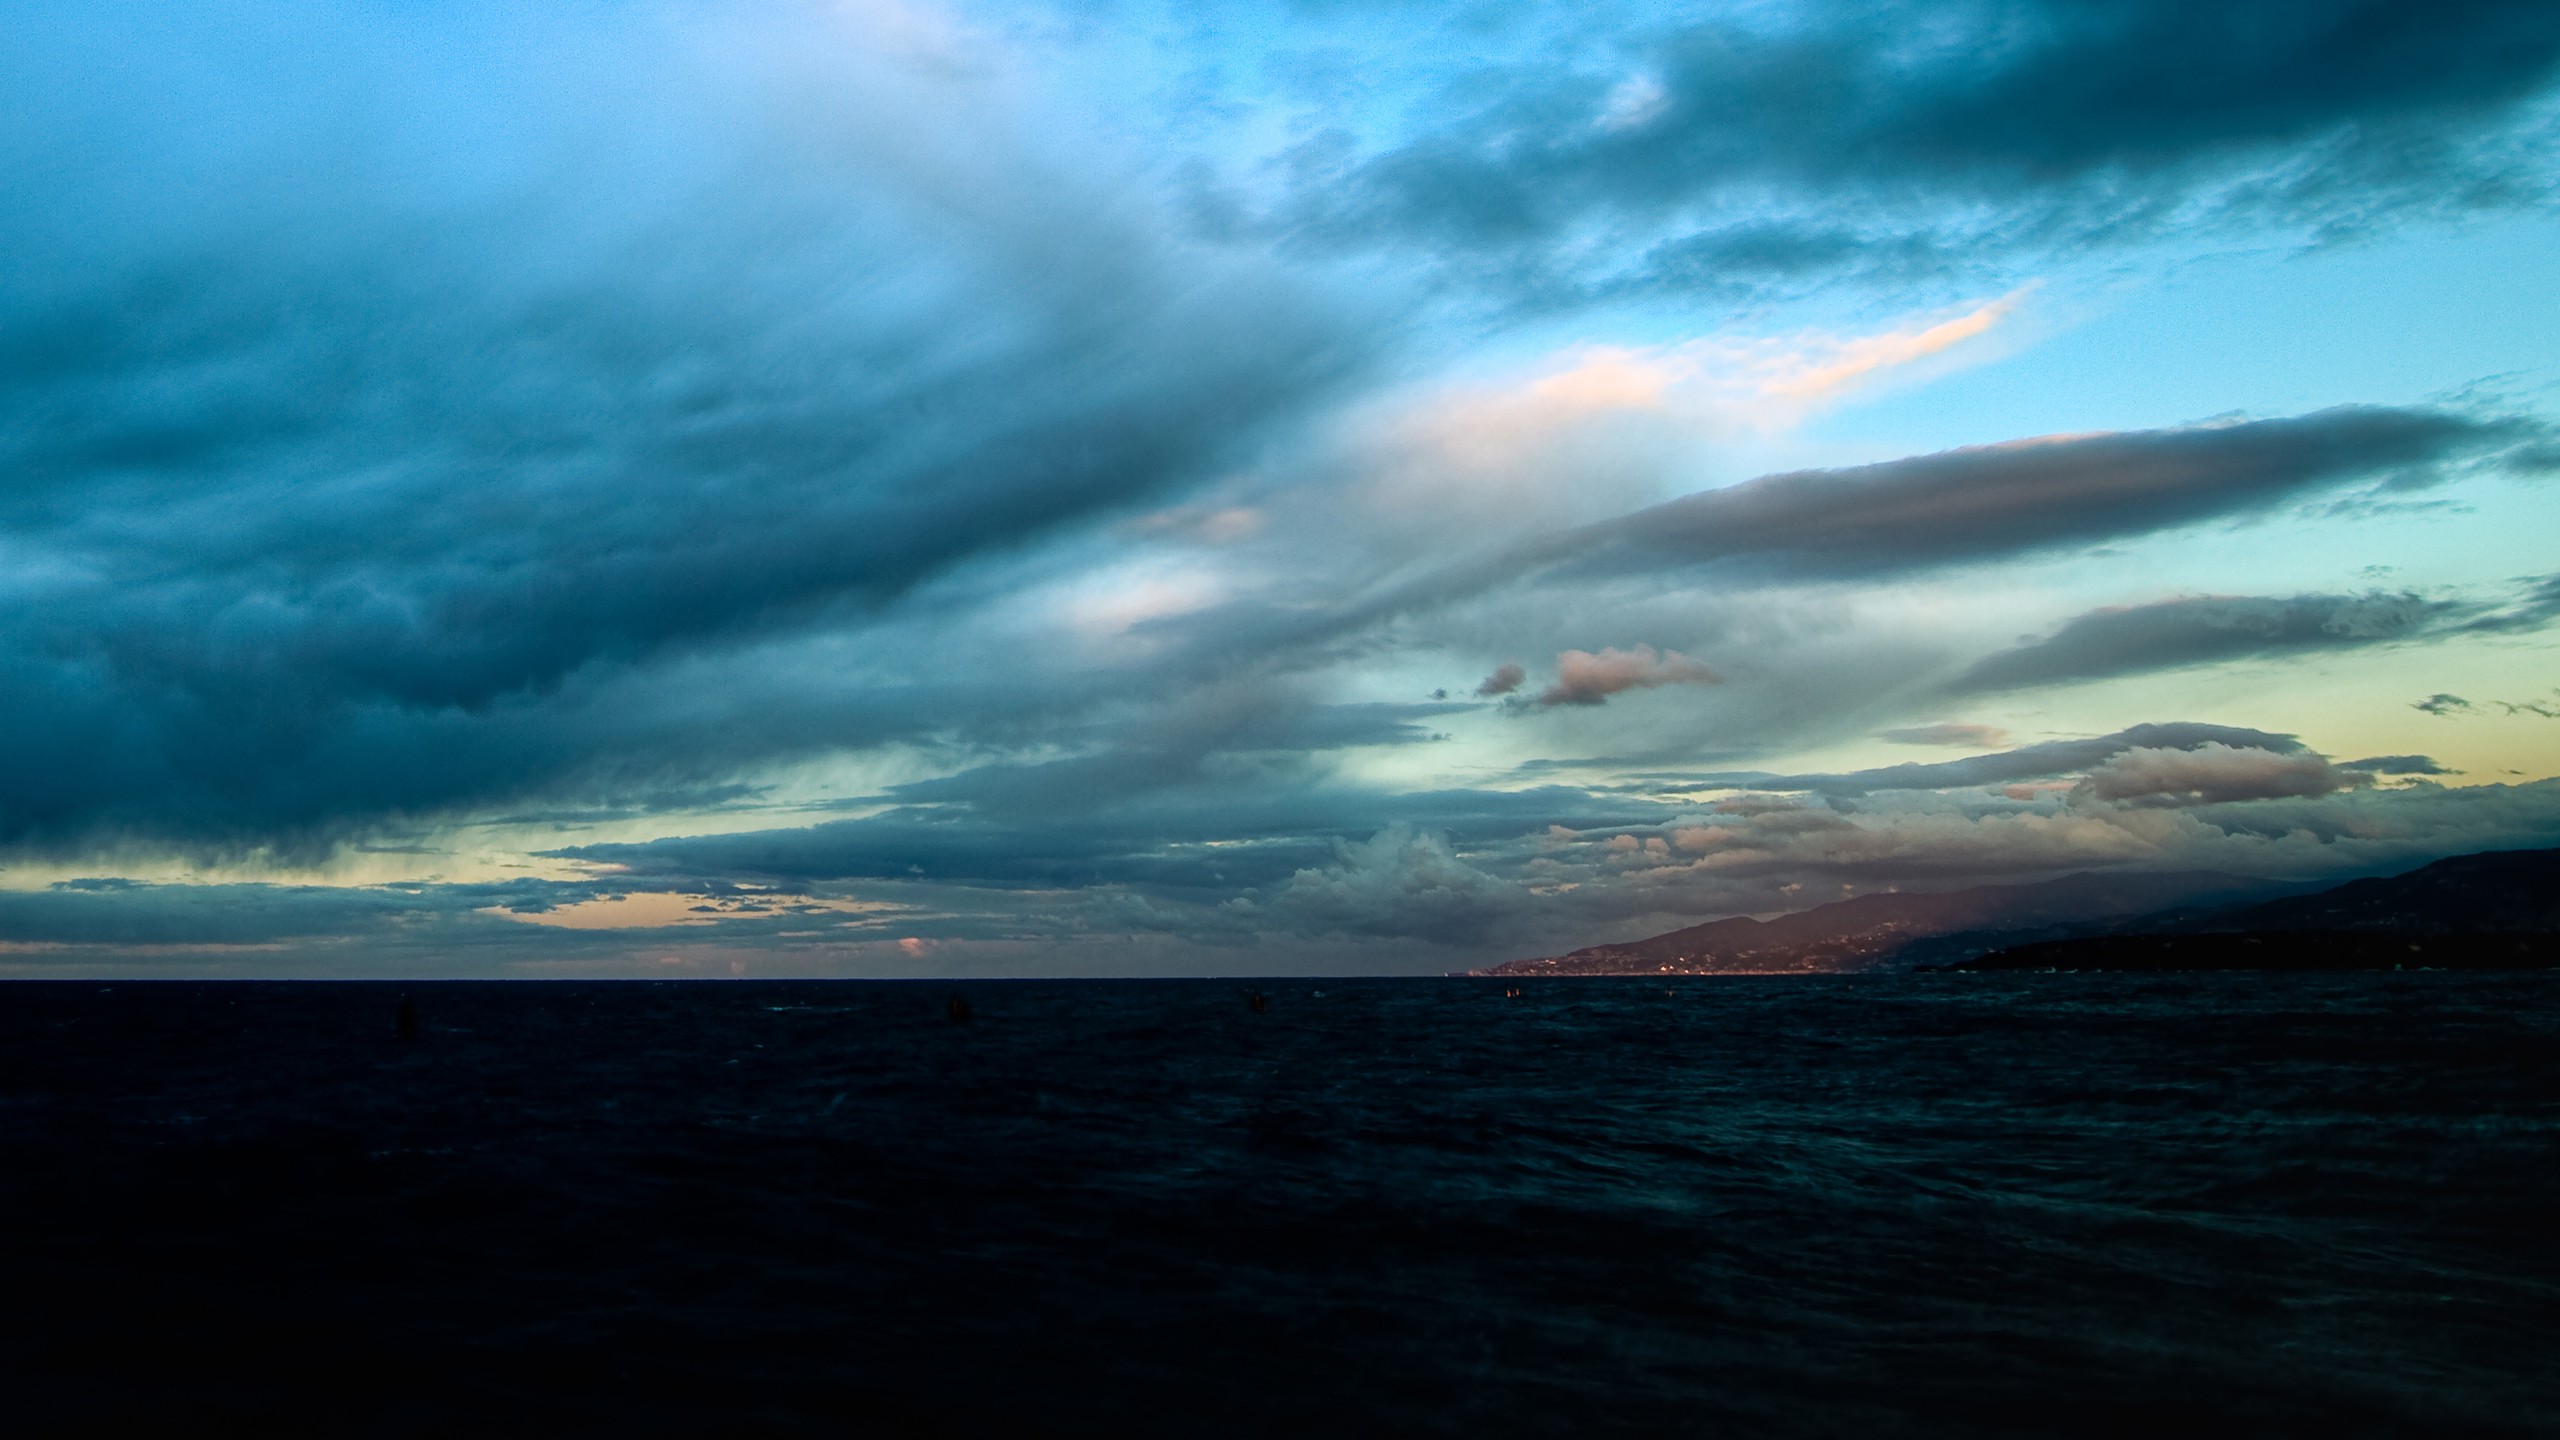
xmin=1594 ymin=74 xmax=1669 ymax=133
xmin=2075 ymin=744 xmax=2372 ymax=807
xmin=2414 ymin=693 xmax=2474 ymax=715
xmin=1882 ymin=723 xmax=2010 ymax=748
xmin=1535 ymin=645 xmax=1720 ymax=707
xmin=1475 ymin=662 xmax=1527 ymax=697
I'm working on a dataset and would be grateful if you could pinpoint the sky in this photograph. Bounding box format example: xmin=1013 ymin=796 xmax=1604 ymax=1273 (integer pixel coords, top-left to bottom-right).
xmin=4 ymin=0 xmax=2559 ymax=977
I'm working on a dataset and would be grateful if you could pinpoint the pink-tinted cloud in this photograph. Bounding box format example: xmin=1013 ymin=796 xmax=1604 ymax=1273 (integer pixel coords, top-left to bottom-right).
xmin=1535 ymin=646 xmax=1720 ymax=707
xmin=2075 ymin=743 xmax=2372 ymax=807
xmin=1475 ymin=662 xmax=1527 ymax=697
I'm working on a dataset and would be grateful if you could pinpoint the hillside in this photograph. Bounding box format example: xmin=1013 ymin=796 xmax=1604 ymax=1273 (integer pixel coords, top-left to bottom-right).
xmin=1954 ymin=847 xmax=2560 ymax=970
xmin=1476 ymin=870 xmax=2283 ymax=976
xmin=1958 ymin=930 xmax=2559 ymax=972
xmin=2198 ymin=847 xmax=2560 ymax=934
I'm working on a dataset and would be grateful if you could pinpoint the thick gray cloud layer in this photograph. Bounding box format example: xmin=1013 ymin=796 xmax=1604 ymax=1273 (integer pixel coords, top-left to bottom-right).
xmin=1675 ymin=722 xmax=2308 ymax=796
xmin=1956 ymin=590 xmax=2461 ymax=692
xmin=1287 ymin=0 xmax=2560 ymax=302
xmin=562 ymin=779 xmax=1668 ymax=897
xmin=2077 ymin=743 xmax=2370 ymax=806
xmin=1208 ymin=406 xmax=2541 ymax=671
xmin=1568 ymin=408 xmax=2540 ymax=580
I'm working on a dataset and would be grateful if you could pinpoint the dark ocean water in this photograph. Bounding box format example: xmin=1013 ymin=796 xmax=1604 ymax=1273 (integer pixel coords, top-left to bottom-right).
xmin=2 ymin=974 xmax=2554 ymax=1437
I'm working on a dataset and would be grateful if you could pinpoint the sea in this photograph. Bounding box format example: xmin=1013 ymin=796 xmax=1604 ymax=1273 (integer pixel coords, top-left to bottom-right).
xmin=2 ymin=973 xmax=2554 ymax=1437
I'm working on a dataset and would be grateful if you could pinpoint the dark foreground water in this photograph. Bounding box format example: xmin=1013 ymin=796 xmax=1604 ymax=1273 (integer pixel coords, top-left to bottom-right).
xmin=2 ymin=975 xmax=2554 ymax=1437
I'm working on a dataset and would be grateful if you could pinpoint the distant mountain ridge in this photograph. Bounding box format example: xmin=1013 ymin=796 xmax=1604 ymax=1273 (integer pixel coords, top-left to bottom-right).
xmin=2183 ymin=847 xmax=2560 ymax=934
xmin=1475 ymin=869 xmax=2291 ymax=976
xmin=1954 ymin=847 xmax=2560 ymax=971
xmin=1478 ymin=846 xmax=2560 ymax=977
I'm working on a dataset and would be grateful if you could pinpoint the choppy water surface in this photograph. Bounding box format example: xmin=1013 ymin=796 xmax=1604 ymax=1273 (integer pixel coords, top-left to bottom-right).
xmin=2 ymin=974 xmax=2554 ymax=1436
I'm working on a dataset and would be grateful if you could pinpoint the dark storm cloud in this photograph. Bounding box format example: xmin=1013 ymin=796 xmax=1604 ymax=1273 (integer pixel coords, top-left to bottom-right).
xmin=1565 ymin=408 xmax=2540 ymax=581
xmin=1954 ymin=590 xmax=2461 ymax=693
xmin=1293 ymin=0 xmax=2560 ymax=298
xmin=0 ymin=5 xmax=1365 ymax=850
xmin=1671 ymin=722 xmax=2306 ymax=796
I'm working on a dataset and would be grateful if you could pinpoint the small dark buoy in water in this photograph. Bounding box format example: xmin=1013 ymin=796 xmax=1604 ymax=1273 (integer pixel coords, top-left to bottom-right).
xmin=1248 ymin=991 xmax=1269 ymax=1014
xmin=396 ymin=996 xmax=419 ymax=1041
xmin=946 ymin=996 xmax=973 ymax=1023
